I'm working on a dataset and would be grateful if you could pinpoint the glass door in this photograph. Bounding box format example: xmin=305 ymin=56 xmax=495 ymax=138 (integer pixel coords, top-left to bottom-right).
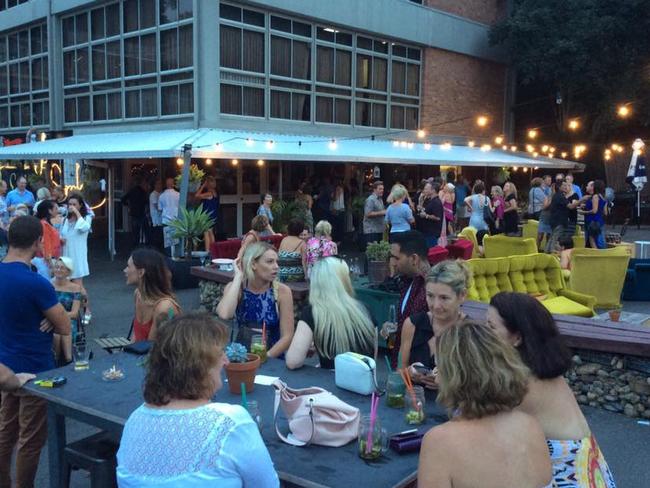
xmin=216 ymin=160 xmax=264 ymax=237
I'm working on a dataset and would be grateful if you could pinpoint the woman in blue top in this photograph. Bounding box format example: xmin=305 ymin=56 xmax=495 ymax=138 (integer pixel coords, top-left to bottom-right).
xmin=464 ymin=181 xmax=492 ymax=232
xmin=257 ymin=194 xmax=276 ymax=235
xmin=195 ymin=176 xmax=220 ymax=251
xmin=385 ymin=185 xmax=415 ymax=238
xmin=217 ymin=241 xmax=294 ymax=358
xmin=579 ymin=180 xmax=607 ymax=249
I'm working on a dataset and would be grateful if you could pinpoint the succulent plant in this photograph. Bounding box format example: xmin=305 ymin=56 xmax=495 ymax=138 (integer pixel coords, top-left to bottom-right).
xmin=225 ymin=342 xmax=249 ymax=363
xmin=167 ymin=205 xmax=215 ymax=260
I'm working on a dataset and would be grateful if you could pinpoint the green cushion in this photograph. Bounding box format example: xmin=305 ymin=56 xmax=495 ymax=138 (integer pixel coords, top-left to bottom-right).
xmin=541 ymin=296 xmax=594 ymax=318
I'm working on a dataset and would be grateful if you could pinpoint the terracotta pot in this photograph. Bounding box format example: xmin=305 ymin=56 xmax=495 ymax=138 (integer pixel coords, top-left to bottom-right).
xmin=367 ymin=260 xmax=389 ymax=283
xmin=225 ymin=353 xmax=260 ymax=394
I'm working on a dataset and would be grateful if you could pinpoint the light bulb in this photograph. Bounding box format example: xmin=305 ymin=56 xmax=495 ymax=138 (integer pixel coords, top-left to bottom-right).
xmin=328 ymin=139 xmax=337 ymax=150
xmin=231 ymin=159 xmax=239 ymax=166
xmin=417 ymin=129 xmax=426 ymax=139
xmin=476 ymin=116 xmax=489 ymax=127
xmin=176 ymin=158 xmax=183 ymax=166
xmin=205 ymin=159 xmax=212 ymax=165
xmin=423 ymin=143 xmax=431 ymax=150
xmin=468 ymin=140 xmax=476 ymax=147
xmin=245 ymin=138 xmax=254 ymax=147
xmin=527 ymin=129 xmax=538 ymax=139
xmin=257 ymin=159 xmax=265 ymax=166
xmin=266 ymin=140 xmax=274 ymax=149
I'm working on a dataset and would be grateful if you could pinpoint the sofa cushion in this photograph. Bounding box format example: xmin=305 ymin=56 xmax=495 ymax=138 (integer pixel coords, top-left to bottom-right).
xmin=508 ymin=253 xmax=564 ymax=298
xmin=541 ymin=296 xmax=594 ymax=318
xmin=466 ymin=257 xmax=511 ymax=303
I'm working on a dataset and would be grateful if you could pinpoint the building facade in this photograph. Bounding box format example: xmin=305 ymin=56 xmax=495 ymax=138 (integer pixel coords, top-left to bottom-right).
xmin=0 ymin=0 xmax=511 ymax=238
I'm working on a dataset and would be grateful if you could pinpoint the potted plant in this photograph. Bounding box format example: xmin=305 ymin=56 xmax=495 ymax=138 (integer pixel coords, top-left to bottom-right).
xmin=366 ymin=240 xmax=391 ymax=283
xmin=166 ymin=205 xmax=215 ymax=289
xmin=224 ymin=343 xmax=261 ymax=394
xmin=175 ymin=164 xmax=205 ymax=193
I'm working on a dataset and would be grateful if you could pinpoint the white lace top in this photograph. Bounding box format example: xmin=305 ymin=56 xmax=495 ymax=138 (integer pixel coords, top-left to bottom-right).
xmin=117 ymin=402 xmax=279 ymax=488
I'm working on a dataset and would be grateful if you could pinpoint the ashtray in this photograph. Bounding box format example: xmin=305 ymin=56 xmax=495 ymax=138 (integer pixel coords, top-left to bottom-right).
xmin=102 ymin=366 xmax=125 ymax=382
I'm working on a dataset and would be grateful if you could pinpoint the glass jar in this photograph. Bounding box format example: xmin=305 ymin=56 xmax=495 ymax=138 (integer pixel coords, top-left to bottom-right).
xmin=386 ymin=371 xmax=406 ymax=408
xmin=357 ymin=415 xmax=387 ymax=460
xmin=246 ymin=400 xmax=262 ymax=431
xmin=404 ymin=385 xmax=426 ymax=425
xmin=250 ymin=334 xmax=268 ymax=363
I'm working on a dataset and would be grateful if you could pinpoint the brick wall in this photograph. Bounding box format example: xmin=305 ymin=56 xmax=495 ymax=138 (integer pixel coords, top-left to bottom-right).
xmin=420 ymin=47 xmax=507 ymax=138
xmin=424 ymin=0 xmax=508 ymax=26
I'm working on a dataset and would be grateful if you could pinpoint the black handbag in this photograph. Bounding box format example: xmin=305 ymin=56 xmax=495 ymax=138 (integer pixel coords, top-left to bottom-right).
xmin=482 ymin=197 xmax=495 ymax=226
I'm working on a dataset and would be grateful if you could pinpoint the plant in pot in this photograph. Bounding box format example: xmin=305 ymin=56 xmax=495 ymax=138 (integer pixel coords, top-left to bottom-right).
xmin=366 ymin=240 xmax=391 ymax=283
xmin=224 ymin=342 xmax=261 ymax=394
xmin=175 ymin=164 xmax=205 ymax=193
xmin=166 ymin=205 xmax=215 ymax=289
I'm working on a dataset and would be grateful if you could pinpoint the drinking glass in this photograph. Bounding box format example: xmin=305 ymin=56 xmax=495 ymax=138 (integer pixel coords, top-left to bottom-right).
xmin=251 ymin=334 xmax=268 ymax=363
xmin=386 ymin=371 xmax=406 ymax=408
xmin=247 ymin=400 xmax=262 ymax=431
xmin=404 ymin=385 xmax=426 ymax=425
xmin=357 ymin=415 xmax=388 ymax=460
xmin=382 ymin=304 xmax=398 ymax=349
xmin=73 ymin=342 xmax=90 ymax=371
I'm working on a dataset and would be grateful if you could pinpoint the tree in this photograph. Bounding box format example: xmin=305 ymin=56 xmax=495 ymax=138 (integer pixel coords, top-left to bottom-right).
xmin=490 ymin=0 xmax=650 ymax=138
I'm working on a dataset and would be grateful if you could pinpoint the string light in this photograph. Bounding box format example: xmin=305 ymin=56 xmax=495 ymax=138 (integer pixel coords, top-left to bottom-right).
xmin=392 ymin=141 xmax=399 ymax=147
xmin=561 ymin=152 xmax=568 ymax=158
xmin=440 ymin=142 xmax=452 ymax=150
xmin=417 ymin=129 xmax=426 ymax=139
xmin=494 ymin=135 xmax=504 ymax=145
xmin=480 ymin=144 xmax=491 ymax=152
xmin=533 ymin=152 xmax=539 ymax=157
xmin=617 ymin=105 xmax=631 ymax=118
xmin=214 ymin=143 xmax=222 ymax=152
xmin=523 ymin=167 xmax=528 ymax=173
xmin=266 ymin=140 xmax=275 ymax=149
xmin=512 ymin=166 xmax=518 ymax=171
xmin=526 ymin=144 xmax=535 ymax=153
xmin=231 ymin=159 xmax=239 ymax=166
xmin=176 ymin=158 xmax=183 ymax=166
xmin=39 ymin=132 xmax=47 ymax=141
xmin=257 ymin=159 xmax=265 ymax=166
xmin=407 ymin=142 xmax=414 ymax=149
xmin=510 ymin=146 xmax=517 ymax=152
xmin=328 ymin=139 xmax=337 ymax=150
xmin=399 ymin=141 xmax=407 ymax=148
xmin=205 ymin=159 xmax=212 ymax=165
xmin=502 ymin=145 xmax=508 ymax=150
xmin=423 ymin=143 xmax=431 ymax=150
xmin=245 ymin=138 xmax=254 ymax=147
xmin=541 ymin=145 xmax=549 ymax=152
xmin=476 ymin=115 xmax=489 ymax=127
xmin=568 ymin=119 xmax=580 ymax=131
xmin=468 ymin=140 xmax=476 ymax=147
xmin=527 ymin=129 xmax=538 ymax=139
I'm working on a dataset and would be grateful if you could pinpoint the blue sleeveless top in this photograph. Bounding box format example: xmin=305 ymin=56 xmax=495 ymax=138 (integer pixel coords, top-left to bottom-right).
xmin=201 ymin=194 xmax=219 ymax=222
xmin=235 ymin=287 xmax=280 ymax=347
xmin=585 ymin=195 xmax=606 ymax=226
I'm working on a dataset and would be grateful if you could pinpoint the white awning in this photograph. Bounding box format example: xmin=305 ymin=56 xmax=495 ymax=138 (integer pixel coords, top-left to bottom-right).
xmin=0 ymin=128 xmax=584 ymax=170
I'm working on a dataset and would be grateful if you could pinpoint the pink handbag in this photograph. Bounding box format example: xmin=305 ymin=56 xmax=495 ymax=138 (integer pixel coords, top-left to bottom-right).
xmin=273 ymin=379 xmax=360 ymax=447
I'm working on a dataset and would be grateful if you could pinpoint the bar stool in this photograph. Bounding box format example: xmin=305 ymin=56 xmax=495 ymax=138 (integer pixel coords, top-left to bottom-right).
xmin=62 ymin=431 xmax=119 ymax=488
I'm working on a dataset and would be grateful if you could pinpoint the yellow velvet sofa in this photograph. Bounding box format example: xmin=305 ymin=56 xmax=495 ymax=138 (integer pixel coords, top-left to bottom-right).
xmin=566 ymin=246 xmax=631 ymax=308
xmin=466 ymin=253 xmax=596 ymax=317
xmin=483 ymin=235 xmax=538 ymax=258
xmin=457 ymin=226 xmax=480 ymax=258
xmin=522 ymin=219 xmax=585 ymax=249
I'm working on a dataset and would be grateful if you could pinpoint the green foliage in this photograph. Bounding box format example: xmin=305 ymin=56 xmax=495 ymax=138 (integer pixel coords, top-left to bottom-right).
xmin=225 ymin=343 xmax=249 ymax=363
xmin=167 ymin=205 xmax=215 ymax=259
xmin=366 ymin=240 xmax=391 ymax=262
xmin=490 ymin=0 xmax=650 ymax=136
xmin=271 ymin=198 xmax=310 ymax=233
xmin=174 ymin=164 xmax=205 ymax=188
xmin=351 ymin=196 xmax=367 ymax=219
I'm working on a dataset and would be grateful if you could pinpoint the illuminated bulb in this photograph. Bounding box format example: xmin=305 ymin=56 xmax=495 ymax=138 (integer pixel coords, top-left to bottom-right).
xmin=407 ymin=142 xmax=414 ymax=149
xmin=176 ymin=158 xmax=183 ymax=166
xmin=533 ymin=152 xmax=539 ymax=157
xmin=541 ymin=145 xmax=549 ymax=152
xmin=480 ymin=144 xmax=491 ymax=152
xmin=328 ymin=139 xmax=337 ymax=150
xmin=604 ymin=153 xmax=611 ymax=161
xmin=39 ymin=132 xmax=46 ymax=141
xmin=561 ymin=152 xmax=568 ymax=158
xmin=266 ymin=140 xmax=275 ymax=149
xmin=510 ymin=146 xmax=517 ymax=152
xmin=231 ymin=159 xmax=239 ymax=166
xmin=526 ymin=144 xmax=535 ymax=153
xmin=534 ymin=166 xmax=539 ymax=170
xmin=257 ymin=159 xmax=265 ymax=167
xmin=468 ymin=140 xmax=476 ymax=147
xmin=205 ymin=159 xmax=212 ymax=165
xmin=527 ymin=129 xmax=538 ymax=139
xmin=214 ymin=143 xmax=222 ymax=152
xmin=423 ymin=143 xmax=431 ymax=150
xmin=549 ymin=146 xmax=556 ymax=152
xmin=495 ymin=135 xmax=504 ymax=145
xmin=502 ymin=145 xmax=508 ymax=150
xmin=617 ymin=145 xmax=624 ymax=153
xmin=392 ymin=141 xmax=400 ymax=147
xmin=440 ymin=142 xmax=451 ymax=150
xmin=512 ymin=166 xmax=518 ymax=172
xmin=523 ymin=167 xmax=528 ymax=173
xmin=400 ymin=141 xmax=407 ymax=148
xmin=568 ymin=119 xmax=580 ymax=130
xmin=245 ymin=138 xmax=254 ymax=147
xmin=417 ymin=129 xmax=426 ymax=139
xmin=617 ymin=105 xmax=630 ymax=118
xmin=476 ymin=116 xmax=489 ymax=127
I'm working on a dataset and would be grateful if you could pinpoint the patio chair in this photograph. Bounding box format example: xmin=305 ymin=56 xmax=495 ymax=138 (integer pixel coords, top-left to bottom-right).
xmin=482 ymin=235 xmax=537 ymax=258
xmin=63 ymin=431 xmax=119 ymax=488
xmin=622 ymin=259 xmax=650 ymax=301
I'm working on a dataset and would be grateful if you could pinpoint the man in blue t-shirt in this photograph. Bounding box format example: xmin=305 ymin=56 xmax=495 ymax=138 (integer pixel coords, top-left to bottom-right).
xmin=0 ymin=216 xmax=71 ymax=487
xmin=5 ymin=176 xmax=35 ymax=216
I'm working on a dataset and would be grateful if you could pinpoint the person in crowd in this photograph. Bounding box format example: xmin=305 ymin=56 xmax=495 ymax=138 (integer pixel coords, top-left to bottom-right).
xmin=299 ymin=227 xmax=310 ymax=242
xmin=546 ymin=180 xmax=572 ymax=253
xmin=564 ymin=178 xmax=580 ymax=237
xmin=158 ymin=177 xmax=180 ymax=256
xmin=385 ymin=184 xmax=415 ymax=238
xmin=465 ymin=181 xmax=492 ymax=232
xmin=490 ymin=185 xmax=505 ymax=234
xmin=0 ymin=363 xmax=34 ymax=392
xmin=116 ymin=313 xmax=279 ymax=487
xmin=418 ymin=182 xmax=443 ymax=248
xmin=257 ymin=193 xmax=276 ymax=235
xmin=217 ymin=242 xmax=294 ymax=358
xmin=537 ymin=175 xmax=554 ymax=251
xmin=6 ymin=176 xmax=35 ymax=216
xmin=295 ymin=181 xmax=314 ymax=233
xmin=0 ymin=216 xmax=71 ymax=487
xmin=566 ymin=173 xmax=582 ymax=199
xmin=313 ymin=176 xmax=333 ymax=224
xmin=441 ymin=182 xmax=456 ymax=235
xmin=278 ymin=219 xmax=307 ymax=283
xmin=0 ymin=181 xmax=7 ymax=257
xmin=558 ymin=235 xmax=574 ymax=271
xmin=148 ymin=180 xmax=164 ymax=250
xmin=454 ymin=177 xmax=471 ymax=229
xmin=52 ymin=257 xmax=82 ymax=365
xmin=236 ymin=215 xmax=270 ymax=262
xmin=330 ymin=180 xmax=346 ymax=245
xmin=34 ymin=200 xmax=62 ymax=279
xmin=418 ymin=320 xmax=553 ymax=488
xmin=579 ymin=179 xmax=608 ymax=249
xmin=122 ymin=178 xmax=150 ymax=249
xmin=286 ymin=257 xmax=375 ymax=369
xmin=528 ymin=177 xmax=546 ymax=221
xmin=195 ymin=176 xmax=220 ymax=251
xmin=32 ymin=187 xmax=51 ymax=214
xmin=475 ymin=229 xmax=489 ymax=257
xmin=383 ymin=230 xmax=430 ymax=368
xmin=306 ymin=220 xmax=338 ymax=278
xmin=61 ymin=194 xmax=92 ymax=287
xmin=400 ymin=260 xmax=469 ymax=389
xmin=51 ymin=185 xmax=68 ymax=217
xmin=487 ymin=292 xmax=617 ymax=488
xmin=362 ymin=180 xmax=386 ymax=248
xmin=414 ymin=179 xmax=430 ymax=232
xmin=124 ymin=248 xmax=180 ymax=342
xmin=502 ymin=181 xmax=520 ymax=235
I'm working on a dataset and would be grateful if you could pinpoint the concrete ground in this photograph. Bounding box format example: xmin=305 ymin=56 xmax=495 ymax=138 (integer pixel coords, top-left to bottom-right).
xmin=27 ymin=228 xmax=650 ymax=487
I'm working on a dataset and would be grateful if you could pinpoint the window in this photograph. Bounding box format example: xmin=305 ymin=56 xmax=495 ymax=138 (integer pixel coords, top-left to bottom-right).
xmin=0 ymin=0 xmax=29 ymax=12
xmin=62 ymin=0 xmax=194 ymax=124
xmin=0 ymin=23 xmax=49 ymax=129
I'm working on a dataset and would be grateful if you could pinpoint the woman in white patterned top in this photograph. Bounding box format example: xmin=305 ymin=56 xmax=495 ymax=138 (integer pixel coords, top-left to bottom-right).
xmin=116 ymin=313 xmax=279 ymax=488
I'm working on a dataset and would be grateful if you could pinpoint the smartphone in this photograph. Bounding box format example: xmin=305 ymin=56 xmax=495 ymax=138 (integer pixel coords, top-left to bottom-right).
xmin=412 ymin=365 xmax=432 ymax=376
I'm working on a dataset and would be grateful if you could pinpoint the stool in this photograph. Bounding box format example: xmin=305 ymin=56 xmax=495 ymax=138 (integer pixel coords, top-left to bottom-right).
xmin=427 ymin=246 xmax=449 ymax=265
xmin=63 ymin=432 xmax=119 ymax=488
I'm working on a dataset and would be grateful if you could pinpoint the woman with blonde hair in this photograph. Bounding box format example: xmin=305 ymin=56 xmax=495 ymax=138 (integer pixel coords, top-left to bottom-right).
xmin=503 ymin=181 xmax=520 ymax=235
xmin=305 ymin=220 xmax=338 ymax=278
xmin=385 ymin=184 xmax=415 ymax=238
xmin=236 ymin=214 xmax=270 ymax=261
xmin=285 ymin=257 xmax=375 ymax=369
xmin=491 ymin=185 xmax=505 ymax=233
xmin=117 ymin=313 xmax=279 ymax=487
xmin=217 ymin=241 xmax=294 ymax=357
xmin=400 ymin=260 xmax=469 ymax=389
xmin=418 ymin=320 xmax=553 ymax=488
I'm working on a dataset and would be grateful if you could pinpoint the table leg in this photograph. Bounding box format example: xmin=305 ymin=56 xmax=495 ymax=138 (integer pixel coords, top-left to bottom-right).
xmin=47 ymin=406 xmax=66 ymax=488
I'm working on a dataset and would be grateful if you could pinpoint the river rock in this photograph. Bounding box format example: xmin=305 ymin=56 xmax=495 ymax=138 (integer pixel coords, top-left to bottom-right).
xmin=624 ymin=404 xmax=636 ymax=417
xmin=576 ymin=363 xmax=600 ymax=375
xmin=597 ymin=370 xmax=609 ymax=378
xmin=604 ymin=395 xmax=617 ymax=402
xmin=631 ymin=380 xmax=650 ymax=396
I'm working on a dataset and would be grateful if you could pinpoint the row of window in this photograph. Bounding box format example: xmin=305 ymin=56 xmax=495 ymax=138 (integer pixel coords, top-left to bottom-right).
xmin=218 ymin=3 xmax=421 ymax=129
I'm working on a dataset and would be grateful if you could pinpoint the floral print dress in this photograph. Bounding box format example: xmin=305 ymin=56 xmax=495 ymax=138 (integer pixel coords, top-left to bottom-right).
xmin=305 ymin=237 xmax=337 ymax=278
